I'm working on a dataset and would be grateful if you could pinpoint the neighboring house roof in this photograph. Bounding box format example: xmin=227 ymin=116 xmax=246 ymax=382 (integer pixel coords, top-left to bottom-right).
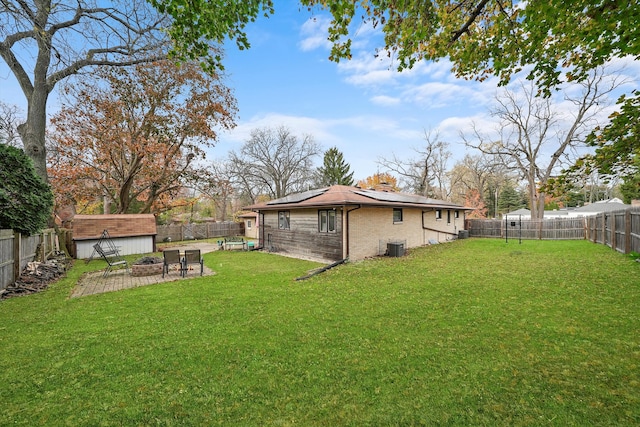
xmin=246 ymin=185 xmax=471 ymax=211
xmin=73 ymin=214 xmax=157 ymax=240
xmin=504 ymin=208 xmax=531 ymax=217
xmin=574 ymin=200 xmax=630 ymax=214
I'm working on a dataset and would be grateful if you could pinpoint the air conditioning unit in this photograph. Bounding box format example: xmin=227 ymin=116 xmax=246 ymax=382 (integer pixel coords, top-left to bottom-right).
xmin=387 ymin=242 xmax=405 ymax=257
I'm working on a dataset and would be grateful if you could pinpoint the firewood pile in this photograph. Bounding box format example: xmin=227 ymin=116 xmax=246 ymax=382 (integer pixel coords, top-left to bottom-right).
xmin=0 ymin=254 xmax=70 ymax=300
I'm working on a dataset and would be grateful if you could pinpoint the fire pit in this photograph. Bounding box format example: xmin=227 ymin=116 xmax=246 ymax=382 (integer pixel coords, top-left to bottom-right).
xmin=131 ymin=256 xmax=163 ymax=277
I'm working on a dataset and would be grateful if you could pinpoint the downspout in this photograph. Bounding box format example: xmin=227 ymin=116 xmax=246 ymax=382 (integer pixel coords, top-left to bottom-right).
xmin=345 ymin=205 xmax=362 ymax=260
xmin=258 ymin=211 xmax=265 ymax=250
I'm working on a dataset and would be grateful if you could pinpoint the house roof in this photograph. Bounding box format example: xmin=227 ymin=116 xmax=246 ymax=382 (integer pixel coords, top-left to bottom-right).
xmin=73 ymin=214 xmax=157 ymax=240
xmin=574 ymin=199 xmax=630 ymax=214
xmin=504 ymin=208 xmax=531 ymax=216
xmin=246 ymin=185 xmax=471 ymax=211
xmin=237 ymin=211 xmax=258 ymax=218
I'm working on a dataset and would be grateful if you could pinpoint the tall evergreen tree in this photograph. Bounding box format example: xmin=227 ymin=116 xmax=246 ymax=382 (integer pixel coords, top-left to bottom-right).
xmin=317 ymin=147 xmax=354 ymax=187
xmin=498 ymin=184 xmax=526 ymax=215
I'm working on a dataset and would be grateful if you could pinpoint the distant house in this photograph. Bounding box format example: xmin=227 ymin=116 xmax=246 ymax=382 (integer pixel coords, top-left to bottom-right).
xmin=504 ymin=208 xmax=532 ymax=220
xmin=246 ymin=185 xmax=471 ymax=262
xmin=238 ymin=211 xmax=259 ymax=239
xmin=568 ymin=198 xmax=630 ymax=217
xmin=72 ymin=214 xmax=157 ymax=259
xmin=503 ymin=198 xmax=631 ymax=220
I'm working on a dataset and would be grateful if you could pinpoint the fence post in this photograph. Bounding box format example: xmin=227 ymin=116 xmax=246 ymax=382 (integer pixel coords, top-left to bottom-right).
xmin=625 ymin=210 xmax=632 ymax=254
xmin=13 ymin=231 xmax=21 ymax=280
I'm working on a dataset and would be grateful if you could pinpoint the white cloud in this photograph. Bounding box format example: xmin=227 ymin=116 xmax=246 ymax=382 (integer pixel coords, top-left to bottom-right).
xmin=298 ymin=17 xmax=332 ymax=52
xmin=370 ymin=95 xmax=401 ymax=106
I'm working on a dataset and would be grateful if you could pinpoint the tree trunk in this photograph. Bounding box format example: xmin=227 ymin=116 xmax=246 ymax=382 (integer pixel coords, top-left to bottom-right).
xmin=17 ymin=87 xmax=49 ymax=183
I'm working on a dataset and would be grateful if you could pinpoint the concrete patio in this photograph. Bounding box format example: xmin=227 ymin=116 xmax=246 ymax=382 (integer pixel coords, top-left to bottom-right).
xmin=71 ymin=242 xmax=220 ymax=298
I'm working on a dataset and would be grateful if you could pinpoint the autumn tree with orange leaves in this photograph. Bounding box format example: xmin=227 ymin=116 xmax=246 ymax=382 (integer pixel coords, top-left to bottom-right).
xmin=48 ymin=59 xmax=237 ymax=214
xmin=357 ymin=172 xmax=400 ymax=191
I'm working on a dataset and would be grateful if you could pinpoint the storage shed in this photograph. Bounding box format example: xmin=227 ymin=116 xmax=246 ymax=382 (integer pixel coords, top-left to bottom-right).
xmin=72 ymin=214 xmax=157 ymax=259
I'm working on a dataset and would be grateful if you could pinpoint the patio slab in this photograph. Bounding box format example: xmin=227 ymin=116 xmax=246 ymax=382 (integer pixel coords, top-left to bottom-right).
xmin=71 ymin=242 xmax=219 ymax=298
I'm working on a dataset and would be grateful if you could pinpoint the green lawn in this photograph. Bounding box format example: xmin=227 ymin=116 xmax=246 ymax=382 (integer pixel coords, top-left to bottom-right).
xmin=0 ymin=239 xmax=638 ymax=426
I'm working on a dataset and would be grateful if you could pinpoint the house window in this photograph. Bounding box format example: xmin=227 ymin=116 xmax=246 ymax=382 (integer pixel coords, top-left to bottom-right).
xmin=435 ymin=209 xmax=442 ymax=220
xmin=247 ymin=220 xmax=252 ymax=229
xmin=278 ymin=211 xmax=290 ymax=230
xmin=447 ymin=210 xmax=451 ymax=224
xmin=318 ymin=210 xmax=336 ymax=232
xmin=455 ymin=210 xmax=459 ymax=219
xmin=393 ymin=208 xmax=403 ymax=223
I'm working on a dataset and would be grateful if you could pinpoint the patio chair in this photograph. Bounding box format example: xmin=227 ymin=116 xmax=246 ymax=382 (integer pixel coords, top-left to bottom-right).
xmin=183 ymin=249 xmax=203 ymax=277
xmin=162 ymin=250 xmax=183 ymax=278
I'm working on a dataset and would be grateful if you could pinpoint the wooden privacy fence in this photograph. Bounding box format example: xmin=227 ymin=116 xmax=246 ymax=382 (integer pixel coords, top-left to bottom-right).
xmin=0 ymin=228 xmax=58 ymax=290
xmin=156 ymin=222 xmax=244 ymax=243
xmin=466 ymin=218 xmax=587 ymax=240
xmin=585 ymin=207 xmax=640 ymax=254
xmin=466 ymin=207 xmax=640 ymax=255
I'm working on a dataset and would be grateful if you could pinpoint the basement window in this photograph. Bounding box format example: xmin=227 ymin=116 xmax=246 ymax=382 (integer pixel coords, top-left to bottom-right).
xmin=278 ymin=211 xmax=290 ymax=230
xmin=393 ymin=208 xmax=403 ymax=223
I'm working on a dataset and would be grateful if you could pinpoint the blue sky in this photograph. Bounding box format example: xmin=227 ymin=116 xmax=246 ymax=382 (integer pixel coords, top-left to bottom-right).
xmin=1 ymin=1 xmax=637 ymax=182
xmin=213 ymin=3 xmax=496 ymax=180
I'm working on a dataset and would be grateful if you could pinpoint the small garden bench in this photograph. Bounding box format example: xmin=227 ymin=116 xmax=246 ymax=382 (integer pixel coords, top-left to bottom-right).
xmin=224 ymin=237 xmax=246 ymax=251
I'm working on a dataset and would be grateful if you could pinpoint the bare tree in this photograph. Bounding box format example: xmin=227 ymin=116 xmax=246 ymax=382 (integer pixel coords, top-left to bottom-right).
xmin=0 ymin=0 xmax=171 ymax=181
xmin=0 ymin=101 xmax=22 ymax=147
xmin=379 ymin=130 xmax=451 ymax=198
xmin=448 ymin=152 xmax=515 ymax=215
xmin=228 ymin=126 xmax=320 ymax=200
xmin=464 ymin=67 xmax=625 ymax=219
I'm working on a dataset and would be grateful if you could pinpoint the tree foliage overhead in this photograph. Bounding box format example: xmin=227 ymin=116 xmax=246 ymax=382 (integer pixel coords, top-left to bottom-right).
xmin=48 ymin=59 xmax=237 ymax=214
xmin=317 ymin=147 xmax=354 ymax=187
xmin=152 ymin=0 xmax=639 ymax=175
xmin=0 ymin=145 xmax=53 ymax=235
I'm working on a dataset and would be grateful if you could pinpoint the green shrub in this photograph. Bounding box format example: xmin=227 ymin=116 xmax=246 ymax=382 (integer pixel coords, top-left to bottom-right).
xmin=0 ymin=145 xmax=53 ymax=235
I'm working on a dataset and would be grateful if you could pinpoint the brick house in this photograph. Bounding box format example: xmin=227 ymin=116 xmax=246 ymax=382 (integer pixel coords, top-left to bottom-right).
xmin=72 ymin=214 xmax=157 ymax=259
xmin=246 ymin=185 xmax=471 ymax=262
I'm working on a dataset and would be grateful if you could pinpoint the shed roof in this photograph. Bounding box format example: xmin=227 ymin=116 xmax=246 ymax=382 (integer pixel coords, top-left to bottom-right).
xmin=73 ymin=214 xmax=157 ymax=240
xmin=246 ymin=185 xmax=471 ymax=211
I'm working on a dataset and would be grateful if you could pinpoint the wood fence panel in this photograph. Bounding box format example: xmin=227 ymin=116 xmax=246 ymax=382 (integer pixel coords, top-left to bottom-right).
xmin=155 ymin=222 xmax=244 ymax=243
xmin=0 ymin=230 xmax=14 ymax=290
xmin=0 ymin=228 xmax=57 ymax=290
xmin=631 ymin=210 xmax=640 ymax=254
xmin=467 ymin=218 xmax=586 ymax=240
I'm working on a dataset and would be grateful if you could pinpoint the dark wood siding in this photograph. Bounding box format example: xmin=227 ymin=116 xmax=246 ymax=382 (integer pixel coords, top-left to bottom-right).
xmin=262 ymin=208 xmax=343 ymax=261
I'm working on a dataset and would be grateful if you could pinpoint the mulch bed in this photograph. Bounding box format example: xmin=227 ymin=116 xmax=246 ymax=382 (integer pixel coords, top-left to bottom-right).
xmin=0 ymin=254 xmax=71 ymax=300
